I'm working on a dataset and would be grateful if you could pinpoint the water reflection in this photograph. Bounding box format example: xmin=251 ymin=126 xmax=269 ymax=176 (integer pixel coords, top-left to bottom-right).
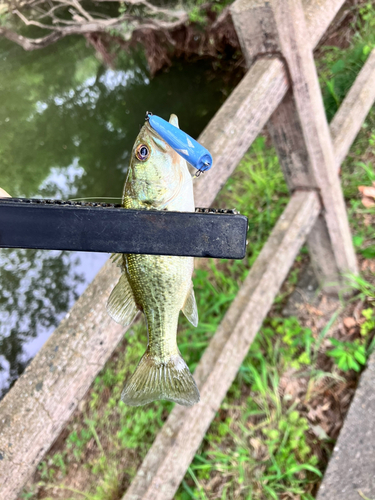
xmin=38 ymin=160 xmax=85 ymax=199
xmin=0 ymin=249 xmax=79 ymax=397
xmin=0 ymin=35 xmax=236 ymax=397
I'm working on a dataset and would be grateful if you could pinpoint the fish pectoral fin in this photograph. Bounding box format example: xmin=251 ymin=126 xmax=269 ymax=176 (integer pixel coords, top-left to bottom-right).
xmin=182 ymin=284 xmax=198 ymax=327
xmin=106 ymin=274 xmax=138 ymax=326
xmin=121 ymin=351 xmax=200 ymax=407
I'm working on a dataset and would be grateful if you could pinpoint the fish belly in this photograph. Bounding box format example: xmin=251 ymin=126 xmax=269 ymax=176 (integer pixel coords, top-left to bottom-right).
xmin=125 ymin=253 xmax=193 ymax=359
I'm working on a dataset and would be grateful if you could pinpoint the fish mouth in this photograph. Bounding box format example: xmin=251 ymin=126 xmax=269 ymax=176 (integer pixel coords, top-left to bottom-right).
xmin=144 ymin=119 xmax=155 ymax=135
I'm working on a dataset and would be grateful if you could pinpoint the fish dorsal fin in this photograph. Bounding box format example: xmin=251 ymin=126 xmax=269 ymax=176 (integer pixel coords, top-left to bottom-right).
xmin=169 ymin=114 xmax=179 ymax=128
xmin=106 ymin=273 xmax=138 ymax=326
xmin=182 ymin=284 xmax=198 ymax=327
xmin=150 ymin=135 xmax=168 ymax=152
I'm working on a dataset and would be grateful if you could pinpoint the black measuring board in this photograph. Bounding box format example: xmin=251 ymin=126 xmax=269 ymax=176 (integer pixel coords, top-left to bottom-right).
xmin=0 ymin=198 xmax=248 ymax=259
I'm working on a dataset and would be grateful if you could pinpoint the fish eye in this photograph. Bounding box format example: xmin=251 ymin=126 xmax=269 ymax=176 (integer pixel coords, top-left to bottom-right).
xmin=135 ymin=144 xmax=150 ymax=162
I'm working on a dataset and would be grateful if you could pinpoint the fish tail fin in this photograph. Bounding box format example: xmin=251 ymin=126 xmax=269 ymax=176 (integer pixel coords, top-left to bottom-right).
xmin=121 ymin=350 xmax=200 ymax=407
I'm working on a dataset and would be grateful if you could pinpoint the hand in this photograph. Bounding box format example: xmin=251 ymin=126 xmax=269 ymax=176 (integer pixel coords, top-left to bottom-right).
xmin=0 ymin=188 xmax=11 ymax=198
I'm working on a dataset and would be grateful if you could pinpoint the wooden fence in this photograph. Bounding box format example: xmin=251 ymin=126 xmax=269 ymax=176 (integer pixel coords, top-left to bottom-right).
xmin=1 ymin=0 xmax=375 ymax=498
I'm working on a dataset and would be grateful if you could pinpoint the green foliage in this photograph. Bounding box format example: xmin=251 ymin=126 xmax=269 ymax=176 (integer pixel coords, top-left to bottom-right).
xmin=0 ymin=12 xmax=10 ymax=27
xmin=318 ymin=3 xmax=375 ymax=121
xmin=340 ymin=156 xmax=375 ymax=263
xmin=187 ymin=0 xmax=232 ymax=22
xmin=345 ymin=273 xmax=375 ymax=301
xmin=327 ymin=338 xmax=367 ymax=372
xmin=188 ymin=6 xmax=206 ymax=24
xmin=261 ymin=409 xmax=319 ymax=472
xmin=359 ymin=1 xmax=375 ymax=30
xmin=361 ymin=308 xmax=375 ymax=337
xmin=358 ymin=161 xmax=375 ymax=183
xmin=328 ymin=276 xmax=375 ymax=373
xmin=66 ymin=426 xmax=93 ymax=461
xmin=262 ymin=317 xmax=314 ymax=370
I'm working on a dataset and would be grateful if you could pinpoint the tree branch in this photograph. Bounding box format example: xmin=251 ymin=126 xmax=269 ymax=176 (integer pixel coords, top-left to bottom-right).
xmin=0 ymin=2 xmax=189 ymax=51
xmin=0 ymin=26 xmax=66 ymax=50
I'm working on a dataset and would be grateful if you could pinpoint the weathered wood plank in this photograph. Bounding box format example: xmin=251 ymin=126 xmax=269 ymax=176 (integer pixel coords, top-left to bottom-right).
xmin=316 ymin=348 xmax=375 ymax=500
xmin=232 ymin=0 xmax=357 ymax=289
xmin=270 ymin=0 xmax=357 ymax=278
xmin=266 ymin=88 xmax=342 ymax=289
xmin=268 ymin=89 xmax=316 ymax=191
xmin=303 ymin=0 xmax=346 ymax=49
xmin=265 ymin=48 xmax=375 ymax=287
xmin=208 ymin=0 xmax=348 ymax=212
xmin=330 ymin=48 xmax=375 ymax=169
xmin=123 ymin=190 xmax=321 ymax=500
xmin=193 ymin=57 xmax=288 ymax=208
xmin=230 ymin=0 xmax=346 ymax=67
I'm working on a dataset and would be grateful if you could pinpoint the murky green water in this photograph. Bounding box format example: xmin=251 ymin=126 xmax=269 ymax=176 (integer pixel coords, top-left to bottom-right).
xmin=0 ymin=35 xmax=235 ymax=397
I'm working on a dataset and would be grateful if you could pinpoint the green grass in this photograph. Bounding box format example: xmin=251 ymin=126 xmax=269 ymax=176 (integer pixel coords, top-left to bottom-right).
xmin=318 ymin=2 xmax=375 ymax=121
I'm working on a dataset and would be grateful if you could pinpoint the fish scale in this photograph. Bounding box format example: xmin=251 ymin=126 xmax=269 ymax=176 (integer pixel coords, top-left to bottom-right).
xmin=125 ymin=253 xmax=192 ymax=360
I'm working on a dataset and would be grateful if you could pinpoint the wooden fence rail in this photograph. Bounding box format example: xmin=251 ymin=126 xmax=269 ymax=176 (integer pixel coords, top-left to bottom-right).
xmin=330 ymin=48 xmax=375 ymax=168
xmin=1 ymin=0 xmax=375 ymax=498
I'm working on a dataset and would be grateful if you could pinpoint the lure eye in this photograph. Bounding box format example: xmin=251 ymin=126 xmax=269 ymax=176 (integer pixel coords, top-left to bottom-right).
xmin=135 ymin=144 xmax=150 ymax=162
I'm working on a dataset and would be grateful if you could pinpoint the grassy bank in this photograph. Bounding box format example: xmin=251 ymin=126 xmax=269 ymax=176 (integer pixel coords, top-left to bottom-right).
xmin=21 ymin=3 xmax=375 ymax=500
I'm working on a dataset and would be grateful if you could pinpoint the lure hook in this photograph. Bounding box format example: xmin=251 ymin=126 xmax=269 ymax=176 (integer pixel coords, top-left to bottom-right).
xmin=193 ymin=169 xmax=204 ymax=179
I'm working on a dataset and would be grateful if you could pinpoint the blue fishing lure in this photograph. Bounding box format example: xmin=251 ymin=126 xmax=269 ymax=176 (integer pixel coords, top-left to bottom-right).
xmin=146 ymin=113 xmax=213 ymax=174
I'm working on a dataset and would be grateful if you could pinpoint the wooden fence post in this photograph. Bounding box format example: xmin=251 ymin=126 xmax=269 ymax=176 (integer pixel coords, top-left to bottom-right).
xmin=231 ymin=0 xmax=358 ymax=289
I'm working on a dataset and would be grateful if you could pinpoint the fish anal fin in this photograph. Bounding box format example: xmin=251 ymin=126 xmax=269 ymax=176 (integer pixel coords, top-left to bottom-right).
xmin=121 ymin=351 xmax=200 ymax=407
xmin=106 ymin=274 xmax=138 ymax=326
xmin=182 ymin=284 xmax=198 ymax=327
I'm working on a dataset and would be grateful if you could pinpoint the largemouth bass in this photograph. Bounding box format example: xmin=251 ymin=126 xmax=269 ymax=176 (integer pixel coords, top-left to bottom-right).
xmin=107 ymin=114 xmax=200 ymax=407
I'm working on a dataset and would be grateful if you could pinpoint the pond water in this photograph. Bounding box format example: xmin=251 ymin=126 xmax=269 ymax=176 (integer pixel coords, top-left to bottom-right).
xmin=0 ymin=35 xmax=236 ymax=397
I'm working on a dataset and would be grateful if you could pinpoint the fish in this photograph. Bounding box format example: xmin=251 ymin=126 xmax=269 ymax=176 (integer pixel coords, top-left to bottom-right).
xmin=106 ymin=113 xmax=200 ymax=407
